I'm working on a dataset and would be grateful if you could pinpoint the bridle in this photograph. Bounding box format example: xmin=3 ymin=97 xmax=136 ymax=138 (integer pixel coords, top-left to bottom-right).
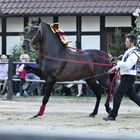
xmin=24 ymin=24 xmax=42 ymax=45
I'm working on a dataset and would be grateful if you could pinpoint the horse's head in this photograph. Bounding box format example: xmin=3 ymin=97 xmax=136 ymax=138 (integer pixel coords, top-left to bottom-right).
xmin=22 ymin=17 xmax=42 ymax=50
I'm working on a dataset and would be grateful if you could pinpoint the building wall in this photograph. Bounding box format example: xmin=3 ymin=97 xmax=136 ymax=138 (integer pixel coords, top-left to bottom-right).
xmin=7 ymin=17 xmax=24 ymax=32
xmin=59 ymin=16 xmax=77 ymax=48
xmin=81 ymin=16 xmax=100 ymax=50
xmin=29 ymin=16 xmax=53 ymax=24
xmin=105 ymin=16 xmax=131 ymax=27
xmin=0 ymin=18 xmax=2 ymax=54
xmin=0 ymin=15 xmax=133 ymax=55
xmin=0 ymin=37 xmax=2 ymax=54
xmin=6 ymin=17 xmax=24 ymax=55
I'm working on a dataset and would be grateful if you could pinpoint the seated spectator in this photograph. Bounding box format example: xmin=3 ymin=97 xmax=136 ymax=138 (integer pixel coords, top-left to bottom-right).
xmin=13 ymin=54 xmax=26 ymax=96
xmin=0 ymin=55 xmax=8 ymax=95
xmin=20 ymin=54 xmax=41 ymax=97
xmin=76 ymin=80 xmax=84 ymax=97
xmin=61 ymin=84 xmax=72 ymax=96
xmin=66 ymin=80 xmax=86 ymax=97
xmin=61 ymin=80 xmax=86 ymax=96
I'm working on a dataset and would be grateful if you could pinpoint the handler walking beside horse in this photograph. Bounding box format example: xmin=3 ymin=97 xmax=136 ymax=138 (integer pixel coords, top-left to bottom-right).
xmin=103 ymin=34 xmax=140 ymax=121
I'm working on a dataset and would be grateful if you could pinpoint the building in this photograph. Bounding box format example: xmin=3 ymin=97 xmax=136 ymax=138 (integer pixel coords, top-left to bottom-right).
xmin=0 ymin=0 xmax=140 ymax=55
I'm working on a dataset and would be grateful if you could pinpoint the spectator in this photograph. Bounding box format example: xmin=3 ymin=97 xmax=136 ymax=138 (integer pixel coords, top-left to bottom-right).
xmin=0 ymin=55 xmax=8 ymax=95
xmin=13 ymin=54 xmax=26 ymax=96
xmin=61 ymin=84 xmax=72 ymax=96
xmin=20 ymin=54 xmax=41 ymax=97
xmin=76 ymin=80 xmax=87 ymax=97
xmin=76 ymin=83 xmax=83 ymax=97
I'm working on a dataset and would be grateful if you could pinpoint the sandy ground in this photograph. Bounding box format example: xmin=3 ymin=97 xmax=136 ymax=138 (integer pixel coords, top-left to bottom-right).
xmin=0 ymin=95 xmax=139 ymax=138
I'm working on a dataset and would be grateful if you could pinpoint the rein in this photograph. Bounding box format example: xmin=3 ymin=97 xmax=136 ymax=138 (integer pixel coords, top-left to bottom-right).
xmin=67 ymin=47 xmax=111 ymax=61
xmin=44 ymin=55 xmax=113 ymax=67
xmin=109 ymin=70 xmax=120 ymax=101
xmin=84 ymin=71 xmax=109 ymax=79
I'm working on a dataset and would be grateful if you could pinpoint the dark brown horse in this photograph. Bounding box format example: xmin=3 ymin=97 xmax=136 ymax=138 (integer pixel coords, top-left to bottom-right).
xmin=22 ymin=18 xmax=113 ymax=118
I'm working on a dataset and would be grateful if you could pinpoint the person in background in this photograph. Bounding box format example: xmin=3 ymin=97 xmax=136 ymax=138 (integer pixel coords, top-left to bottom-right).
xmin=103 ymin=34 xmax=140 ymax=121
xmin=0 ymin=55 xmax=8 ymax=95
xmin=76 ymin=83 xmax=83 ymax=97
xmin=20 ymin=54 xmax=41 ymax=97
xmin=13 ymin=54 xmax=26 ymax=96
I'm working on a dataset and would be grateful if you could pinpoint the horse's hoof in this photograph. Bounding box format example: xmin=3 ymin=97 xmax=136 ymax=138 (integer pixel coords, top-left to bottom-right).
xmin=32 ymin=114 xmax=40 ymax=118
xmin=89 ymin=113 xmax=95 ymax=118
xmin=107 ymin=108 xmax=112 ymax=114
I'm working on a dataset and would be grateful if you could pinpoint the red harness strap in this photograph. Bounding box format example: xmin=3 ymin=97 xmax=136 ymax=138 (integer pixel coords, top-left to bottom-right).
xmin=67 ymin=47 xmax=111 ymax=61
xmin=44 ymin=55 xmax=113 ymax=67
xmin=109 ymin=71 xmax=120 ymax=101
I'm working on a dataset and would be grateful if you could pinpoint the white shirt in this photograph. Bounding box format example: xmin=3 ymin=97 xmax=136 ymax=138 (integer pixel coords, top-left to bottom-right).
xmin=15 ymin=64 xmax=25 ymax=75
xmin=0 ymin=64 xmax=8 ymax=80
xmin=115 ymin=47 xmax=139 ymax=76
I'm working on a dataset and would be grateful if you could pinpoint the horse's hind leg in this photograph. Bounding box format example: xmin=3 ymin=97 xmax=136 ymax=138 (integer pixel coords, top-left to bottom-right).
xmin=86 ymin=79 xmax=101 ymax=117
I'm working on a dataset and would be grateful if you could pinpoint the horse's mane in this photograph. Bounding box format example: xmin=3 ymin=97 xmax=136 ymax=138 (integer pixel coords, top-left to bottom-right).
xmin=41 ymin=22 xmax=67 ymax=49
xmin=48 ymin=23 xmax=71 ymax=48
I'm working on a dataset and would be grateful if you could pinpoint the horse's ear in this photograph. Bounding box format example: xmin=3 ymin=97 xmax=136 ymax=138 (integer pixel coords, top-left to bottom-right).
xmin=38 ymin=17 xmax=41 ymax=24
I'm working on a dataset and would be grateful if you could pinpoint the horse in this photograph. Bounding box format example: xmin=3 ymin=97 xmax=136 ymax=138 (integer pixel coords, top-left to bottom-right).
xmin=22 ymin=18 xmax=113 ymax=118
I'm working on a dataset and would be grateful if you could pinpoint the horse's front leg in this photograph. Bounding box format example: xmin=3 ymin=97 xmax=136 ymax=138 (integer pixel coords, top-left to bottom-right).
xmin=33 ymin=77 xmax=56 ymax=118
xmin=86 ymin=80 xmax=101 ymax=117
xmin=89 ymin=87 xmax=101 ymax=117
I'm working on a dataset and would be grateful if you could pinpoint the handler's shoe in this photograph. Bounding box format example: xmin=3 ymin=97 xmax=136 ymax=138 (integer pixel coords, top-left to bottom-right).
xmin=103 ymin=115 xmax=115 ymax=121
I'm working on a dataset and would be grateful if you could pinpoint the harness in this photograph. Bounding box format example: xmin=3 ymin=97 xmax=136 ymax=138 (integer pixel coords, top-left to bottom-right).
xmin=24 ymin=24 xmax=42 ymax=44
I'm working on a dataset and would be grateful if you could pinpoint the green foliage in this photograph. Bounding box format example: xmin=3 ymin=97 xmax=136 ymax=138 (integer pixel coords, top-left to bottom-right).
xmin=11 ymin=23 xmax=39 ymax=61
xmin=12 ymin=45 xmax=24 ymax=61
xmin=108 ymin=28 xmax=125 ymax=57
xmin=131 ymin=17 xmax=140 ymax=48
xmin=11 ymin=44 xmax=38 ymax=62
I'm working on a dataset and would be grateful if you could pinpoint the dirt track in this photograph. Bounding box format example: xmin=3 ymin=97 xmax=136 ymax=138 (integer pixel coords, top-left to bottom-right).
xmin=0 ymin=95 xmax=139 ymax=138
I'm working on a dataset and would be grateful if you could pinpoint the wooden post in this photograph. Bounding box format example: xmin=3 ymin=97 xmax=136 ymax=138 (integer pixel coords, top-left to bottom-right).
xmin=7 ymin=56 xmax=13 ymax=100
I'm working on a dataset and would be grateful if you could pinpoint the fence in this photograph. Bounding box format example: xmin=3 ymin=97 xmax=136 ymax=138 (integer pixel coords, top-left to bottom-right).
xmin=1 ymin=56 xmax=87 ymax=100
xmin=1 ymin=56 xmax=140 ymax=100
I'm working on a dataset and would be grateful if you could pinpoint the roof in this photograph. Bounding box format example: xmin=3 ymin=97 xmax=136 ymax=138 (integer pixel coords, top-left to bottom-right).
xmin=0 ymin=0 xmax=140 ymax=16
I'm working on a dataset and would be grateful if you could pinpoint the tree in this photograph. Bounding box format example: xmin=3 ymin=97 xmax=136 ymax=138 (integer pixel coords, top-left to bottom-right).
xmin=108 ymin=28 xmax=125 ymax=57
xmin=12 ymin=25 xmax=39 ymax=61
xmin=12 ymin=44 xmax=38 ymax=62
xmin=133 ymin=8 xmax=140 ymax=48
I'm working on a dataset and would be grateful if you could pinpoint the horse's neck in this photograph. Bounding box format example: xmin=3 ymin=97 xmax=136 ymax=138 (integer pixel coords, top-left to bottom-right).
xmin=41 ymin=23 xmax=67 ymax=56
